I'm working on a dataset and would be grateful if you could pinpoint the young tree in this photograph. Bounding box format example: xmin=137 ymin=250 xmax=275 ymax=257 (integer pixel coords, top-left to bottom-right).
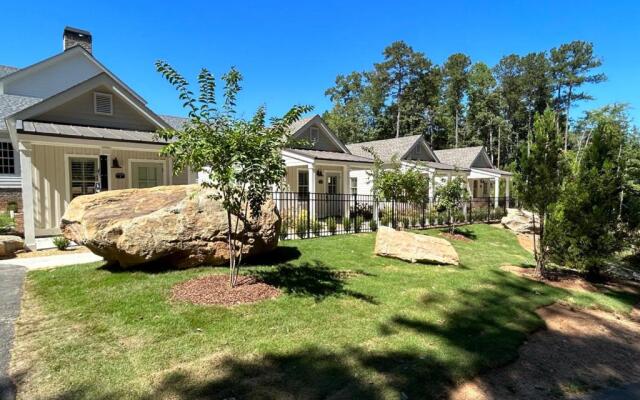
xmin=367 ymin=149 xmax=429 ymax=203
xmin=550 ymin=41 xmax=607 ymax=151
xmin=548 ymin=106 xmax=628 ymax=280
xmin=516 ymin=108 xmax=565 ymax=277
xmin=435 ymin=177 xmax=469 ymax=234
xmin=155 ymin=61 xmax=311 ymax=287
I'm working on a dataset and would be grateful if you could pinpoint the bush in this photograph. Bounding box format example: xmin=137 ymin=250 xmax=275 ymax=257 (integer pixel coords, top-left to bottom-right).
xmin=342 ymin=216 xmax=352 ymax=232
xmin=369 ymin=219 xmax=378 ymax=232
xmin=311 ymin=219 xmax=323 ymax=237
xmin=53 ymin=236 xmax=70 ymax=250
xmin=379 ymin=208 xmax=393 ymax=227
xmin=349 ymin=203 xmax=373 ymax=220
xmin=354 ymin=216 xmax=364 ymax=233
xmin=295 ymin=212 xmax=309 ymax=239
xmin=401 ymin=216 xmax=410 ymax=229
xmin=326 ymin=217 xmax=337 ymax=235
xmin=0 ymin=213 xmax=14 ymax=234
xmin=279 ymin=221 xmax=289 ymax=240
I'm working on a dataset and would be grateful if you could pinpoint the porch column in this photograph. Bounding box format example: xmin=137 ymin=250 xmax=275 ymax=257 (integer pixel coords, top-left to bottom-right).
xmin=463 ymin=176 xmax=470 ymax=221
xmin=342 ymin=165 xmax=350 ymax=195
xmin=494 ymin=176 xmax=500 ymax=208
xmin=505 ymin=177 xmax=510 ymax=208
xmin=429 ymin=173 xmax=436 ymax=205
xmin=308 ymin=165 xmax=316 ymax=220
xmin=19 ymin=142 xmax=36 ymax=250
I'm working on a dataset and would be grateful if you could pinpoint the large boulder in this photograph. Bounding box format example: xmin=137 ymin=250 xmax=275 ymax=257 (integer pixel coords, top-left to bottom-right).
xmin=60 ymin=185 xmax=280 ymax=268
xmin=0 ymin=235 xmax=24 ymax=257
xmin=501 ymin=208 xmax=539 ymax=234
xmin=374 ymin=226 xmax=459 ymax=265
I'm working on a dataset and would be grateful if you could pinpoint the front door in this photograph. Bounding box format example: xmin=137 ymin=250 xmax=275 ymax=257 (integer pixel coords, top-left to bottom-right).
xmin=324 ymin=173 xmax=341 ymax=218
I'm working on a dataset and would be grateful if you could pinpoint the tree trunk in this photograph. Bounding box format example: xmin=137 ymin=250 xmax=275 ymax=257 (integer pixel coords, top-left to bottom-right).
xmin=455 ymin=109 xmax=459 ymax=147
xmin=395 ymin=102 xmax=401 ymax=138
xmin=564 ymin=88 xmax=572 ymax=151
xmin=227 ymin=210 xmax=236 ymax=288
xmin=527 ymin=112 xmax=532 ymax=156
xmin=489 ymin=127 xmax=494 ymax=163
xmin=497 ymin=125 xmax=502 ymax=168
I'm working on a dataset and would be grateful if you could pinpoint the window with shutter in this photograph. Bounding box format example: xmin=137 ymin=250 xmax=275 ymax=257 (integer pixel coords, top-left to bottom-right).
xmin=69 ymin=158 xmax=98 ymax=199
xmin=94 ymin=92 xmax=113 ymax=115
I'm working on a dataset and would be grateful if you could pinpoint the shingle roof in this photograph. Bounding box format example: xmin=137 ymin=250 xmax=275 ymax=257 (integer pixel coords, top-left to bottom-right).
xmin=434 ymin=146 xmax=485 ymax=169
xmin=346 ymin=135 xmax=423 ymax=163
xmin=0 ymin=65 xmax=19 ymax=78
xmin=473 ymin=167 xmax=513 ymax=176
xmin=18 ymin=120 xmax=167 ymax=145
xmin=287 ymin=116 xmax=314 ymax=134
xmin=160 ymin=115 xmax=188 ymax=130
xmin=0 ymin=94 xmax=42 ymax=130
xmin=403 ymin=160 xmax=463 ymax=171
xmin=284 ymin=148 xmax=373 ymax=163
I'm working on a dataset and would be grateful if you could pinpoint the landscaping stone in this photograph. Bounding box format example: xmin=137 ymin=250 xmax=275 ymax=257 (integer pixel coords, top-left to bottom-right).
xmin=374 ymin=226 xmax=459 ymax=265
xmin=60 ymin=185 xmax=280 ymax=268
xmin=0 ymin=236 xmax=24 ymax=257
xmin=501 ymin=208 xmax=539 ymax=234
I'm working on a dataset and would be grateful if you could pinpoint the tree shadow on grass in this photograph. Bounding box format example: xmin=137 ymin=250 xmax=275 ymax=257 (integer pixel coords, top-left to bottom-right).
xmin=252 ymin=261 xmax=378 ymax=304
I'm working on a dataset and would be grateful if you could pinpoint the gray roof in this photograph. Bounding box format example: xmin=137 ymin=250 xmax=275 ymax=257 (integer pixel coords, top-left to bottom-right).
xmin=18 ymin=120 xmax=167 ymax=145
xmin=473 ymin=167 xmax=513 ymax=176
xmin=160 ymin=115 xmax=188 ymax=130
xmin=346 ymin=135 xmax=424 ymax=163
xmin=288 ymin=116 xmax=314 ymax=134
xmin=0 ymin=94 xmax=42 ymax=130
xmin=434 ymin=146 xmax=485 ymax=169
xmin=403 ymin=160 xmax=462 ymax=171
xmin=0 ymin=65 xmax=19 ymax=78
xmin=285 ymin=148 xmax=373 ymax=163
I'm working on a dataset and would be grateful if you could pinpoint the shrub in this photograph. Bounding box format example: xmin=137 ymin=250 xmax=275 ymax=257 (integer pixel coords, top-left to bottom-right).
xmin=349 ymin=203 xmax=373 ymax=220
xmin=279 ymin=221 xmax=289 ymax=240
xmin=369 ymin=219 xmax=378 ymax=232
xmin=354 ymin=216 xmax=364 ymax=233
xmin=311 ymin=219 xmax=323 ymax=237
xmin=326 ymin=217 xmax=337 ymax=235
xmin=0 ymin=213 xmax=14 ymax=234
xmin=53 ymin=236 xmax=70 ymax=250
xmin=342 ymin=216 xmax=352 ymax=232
xmin=401 ymin=216 xmax=410 ymax=229
xmin=295 ymin=212 xmax=309 ymax=239
xmin=379 ymin=208 xmax=393 ymax=227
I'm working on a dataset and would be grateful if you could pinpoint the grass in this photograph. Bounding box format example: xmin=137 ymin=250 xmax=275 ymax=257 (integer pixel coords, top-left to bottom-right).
xmin=12 ymin=225 xmax=638 ymax=399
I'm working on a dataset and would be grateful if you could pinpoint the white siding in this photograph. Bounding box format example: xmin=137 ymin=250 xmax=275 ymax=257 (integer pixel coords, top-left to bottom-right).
xmin=349 ymin=170 xmax=373 ymax=196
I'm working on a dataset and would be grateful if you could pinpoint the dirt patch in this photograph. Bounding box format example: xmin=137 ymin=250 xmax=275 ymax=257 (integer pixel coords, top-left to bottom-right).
xmin=440 ymin=232 xmax=472 ymax=242
xmin=14 ymin=246 xmax=91 ymax=259
xmin=171 ymin=275 xmax=280 ymax=306
xmin=501 ymin=265 xmax=599 ymax=293
xmin=450 ymin=302 xmax=640 ymax=400
xmin=516 ymin=233 xmax=537 ymax=254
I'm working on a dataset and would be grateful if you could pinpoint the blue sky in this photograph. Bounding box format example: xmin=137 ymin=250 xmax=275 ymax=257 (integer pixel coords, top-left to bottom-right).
xmin=2 ymin=1 xmax=639 ymax=126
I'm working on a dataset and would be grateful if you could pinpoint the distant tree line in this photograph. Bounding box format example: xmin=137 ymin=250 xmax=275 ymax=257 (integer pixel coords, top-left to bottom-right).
xmin=323 ymin=40 xmax=606 ymax=169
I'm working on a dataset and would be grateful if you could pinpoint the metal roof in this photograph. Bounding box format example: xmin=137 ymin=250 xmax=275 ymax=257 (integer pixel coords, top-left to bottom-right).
xmin=17 ymin=120 xmax=167 ymax=145
xmin=285 ymin=148 xmax=373 ymax=163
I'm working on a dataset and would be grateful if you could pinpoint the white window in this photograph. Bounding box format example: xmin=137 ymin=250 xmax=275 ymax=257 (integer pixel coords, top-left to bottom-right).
xmin=0 ymin=142 xmax=15 ymax=174
xmin=327 ymin=175 xmax=339 ymax=195
xmin=131 ymin=162 xmax=164 ymax=188
xmin=350 ymin=177 xmax=358 ymax=195
xmin=94 ymin=92 xmax=113 ymax=115
xmin=310 ymin=126 xmax=319 ymax=143
xmin=69 ymin=158 xmax=98 ymax=199
xmin=298 ymin=170 xmax=309 ymax=199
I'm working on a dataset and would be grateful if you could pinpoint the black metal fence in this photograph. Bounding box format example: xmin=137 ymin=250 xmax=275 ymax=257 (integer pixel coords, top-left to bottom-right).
xmin=272 ymin=192 xmax=517 ymax=240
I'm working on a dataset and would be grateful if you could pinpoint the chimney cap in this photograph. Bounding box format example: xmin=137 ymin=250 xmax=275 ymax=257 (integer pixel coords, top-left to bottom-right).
xmin=63 ymin=26 xmax=92 ymax=38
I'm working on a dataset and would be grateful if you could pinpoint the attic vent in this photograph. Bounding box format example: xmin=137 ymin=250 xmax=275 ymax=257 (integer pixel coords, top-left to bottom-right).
xmin=310 ymin=126 xmax=319 ymax=142
xmin=94 ymin=92 xmax=113 ymax=115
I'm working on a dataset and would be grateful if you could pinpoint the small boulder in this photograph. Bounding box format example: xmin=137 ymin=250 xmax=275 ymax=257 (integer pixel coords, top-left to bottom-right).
xmin=374 ymin=226 xmax=459 ymax=265
xmin=501 ymin=208 xmax=539 ymax=234
xmin=60 ymin=185 xmax=280 ymax=268
xmin=0 ymin=235 xmax=24 ymax=257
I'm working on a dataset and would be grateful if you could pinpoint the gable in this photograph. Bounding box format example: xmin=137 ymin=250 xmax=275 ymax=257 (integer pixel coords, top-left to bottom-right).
xmin=32 ymin=85 xmax=157 ymax=131
xmin=470 ymin=149 xmax=493 ymax=168
xmin=1 ymin=51 xmax=100 ymax=99
xmin=403 ymin=140 xmax=437 ymax=162
xmin=293 ymin=122 xmax=342 ymax=152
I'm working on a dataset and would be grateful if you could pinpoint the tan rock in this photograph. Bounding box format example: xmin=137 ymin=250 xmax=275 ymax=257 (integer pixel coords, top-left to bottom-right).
xmin=374 ymin=226 xmax=459 ymax=265
xmin=60 ymin=185 xmax=280 ymax=268
xmin=501 ymin=208 xmax=539 ymax=234
xmin=0 ymin=235 xmax=24 ymax=257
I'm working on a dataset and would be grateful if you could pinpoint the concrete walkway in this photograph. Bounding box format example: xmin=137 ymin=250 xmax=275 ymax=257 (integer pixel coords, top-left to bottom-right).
xmin=0 ymin=265 xmax=25 ymax=400
xmin=0 ymin=252 xmax=103 ymax=271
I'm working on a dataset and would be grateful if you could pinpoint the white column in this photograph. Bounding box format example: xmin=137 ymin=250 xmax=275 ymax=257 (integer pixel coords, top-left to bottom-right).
xmin=505 ymin=177 xmax=510 ymax=208
xmin=308 ymin=165 xmax=316 ymax=220
xmin=343 ymin=165 xmax=350 ymax=195
xmin=19 ymin=142 xmax=36 ymax=250
xmin=463 ymin=176 xmax=470 ymax=221
xmin=494 ymin=176 xmax=500 ymax=209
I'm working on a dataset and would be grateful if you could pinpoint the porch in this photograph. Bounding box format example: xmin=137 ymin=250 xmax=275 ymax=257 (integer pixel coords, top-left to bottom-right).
xmin=468 ymin=167 xmax=513 ymax=208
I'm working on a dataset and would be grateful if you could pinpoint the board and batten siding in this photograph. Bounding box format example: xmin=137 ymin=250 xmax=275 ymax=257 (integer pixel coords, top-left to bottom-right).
xmin=30 ymin=143 xmax=183 ymax=234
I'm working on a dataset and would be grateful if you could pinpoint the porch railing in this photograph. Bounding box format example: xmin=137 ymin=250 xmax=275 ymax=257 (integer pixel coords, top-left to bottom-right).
xmin=272 ymin=192 xmax=517 ymax=240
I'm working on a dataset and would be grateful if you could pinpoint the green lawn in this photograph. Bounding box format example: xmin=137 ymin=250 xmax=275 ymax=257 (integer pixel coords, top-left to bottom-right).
xmin=12 ymin=225 xmax=638 ymax=399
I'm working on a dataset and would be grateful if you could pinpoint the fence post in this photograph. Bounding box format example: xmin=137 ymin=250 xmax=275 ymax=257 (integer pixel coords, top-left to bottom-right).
xmin=392 ymin=199 xmax=396 ymax=229
xmin=487 ymin=196 xmax=490 ymax=222
xmin=469 ymin=198 xmax=473 ymax=223
xmin=307 ymin=193 xmax=311 ymax=238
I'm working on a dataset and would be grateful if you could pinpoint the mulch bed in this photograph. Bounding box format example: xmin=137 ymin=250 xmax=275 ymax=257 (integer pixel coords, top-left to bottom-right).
xmin=171 ymin=275 xmax=280 ymax=306
xmin=440 ymin=232 xmax=472 ymax=242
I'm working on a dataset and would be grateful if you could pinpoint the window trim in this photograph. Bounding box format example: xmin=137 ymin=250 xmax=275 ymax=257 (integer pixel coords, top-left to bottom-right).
xmin=350 ymin=177 xmax=358 ymax=195
xmin=0 ymin=140 xmax=16 ymax=175
xmin=128 ymin=159 xmax=167 ymax=188
xmin=297 ymin=169 xmax=309 ymax=198
xmin=64 ymin=154 xmax=100 ymax=203
xmin=93 ymin=91 xmax=113 ymax=116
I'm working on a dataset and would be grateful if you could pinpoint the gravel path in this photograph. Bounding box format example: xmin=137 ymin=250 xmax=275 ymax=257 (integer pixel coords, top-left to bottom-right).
xmin=0 ymin=265 xmax=26 ymax=400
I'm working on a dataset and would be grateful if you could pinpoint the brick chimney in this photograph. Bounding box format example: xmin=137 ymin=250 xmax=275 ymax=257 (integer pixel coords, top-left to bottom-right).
xmin=63 ymin=27 xmax=92 ymax=53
